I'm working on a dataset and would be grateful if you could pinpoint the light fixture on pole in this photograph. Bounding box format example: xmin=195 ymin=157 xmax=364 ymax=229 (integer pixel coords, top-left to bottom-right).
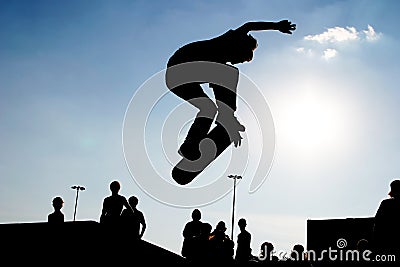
xmin=71 ymin=185 xmax=85 ymax=222
xmin=228 ymin=174 xmax=242 ymax=240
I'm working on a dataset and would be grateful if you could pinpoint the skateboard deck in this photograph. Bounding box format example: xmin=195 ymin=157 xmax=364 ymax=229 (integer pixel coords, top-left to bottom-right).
xmin=172 ymin=124 xmax=232 ymax=185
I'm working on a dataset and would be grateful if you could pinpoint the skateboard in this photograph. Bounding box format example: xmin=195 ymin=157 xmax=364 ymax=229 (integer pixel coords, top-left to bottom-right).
xmin=172 ymin=123 xmax=232 ymax=185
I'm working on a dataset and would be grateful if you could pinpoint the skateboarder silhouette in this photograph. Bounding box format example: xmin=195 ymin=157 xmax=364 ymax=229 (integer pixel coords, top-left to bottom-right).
xmin=166 ymin=20 xmax=296 ymax=185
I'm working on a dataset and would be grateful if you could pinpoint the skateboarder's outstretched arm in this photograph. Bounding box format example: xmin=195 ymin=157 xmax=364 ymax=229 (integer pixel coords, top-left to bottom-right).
xmin=235 ymin=20 xmax=296 ymax=35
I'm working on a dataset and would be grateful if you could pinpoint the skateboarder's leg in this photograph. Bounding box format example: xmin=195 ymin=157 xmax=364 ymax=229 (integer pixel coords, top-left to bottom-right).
xmin=170 ymin=83 xmax=217 ymax=160
xmin=211 ymin=73 xmax=245 ymax=147
xmin=212 ymin=82 xmax=245 ymax=134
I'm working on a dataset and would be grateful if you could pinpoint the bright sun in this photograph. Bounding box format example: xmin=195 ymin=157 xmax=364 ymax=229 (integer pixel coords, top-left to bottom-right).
xmin=275 ymin=89 xmax=351 ymax=161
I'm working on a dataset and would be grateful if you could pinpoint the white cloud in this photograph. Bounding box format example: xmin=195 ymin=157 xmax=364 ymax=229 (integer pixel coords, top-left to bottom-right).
xmin=363 ymin=24 xmax=381 ymax=41
xmin=305 ymin=26 xmax=359 ymax=43
xmin=323 ymin=48 xmax=337 ymax=60
xmin=295 ymin=47 xmax=313 ymax=56
xmin=299 ymin=25 xmax=382 ymax=59
xmin=304 ymin=25 xmax=381 ymax=44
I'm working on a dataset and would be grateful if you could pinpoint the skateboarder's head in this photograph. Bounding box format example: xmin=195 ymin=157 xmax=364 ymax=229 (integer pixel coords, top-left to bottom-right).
xmin=389 ymin=179 xmax=400 ymax=198
xmin=228 ymin=33 xmax=258 ymax=64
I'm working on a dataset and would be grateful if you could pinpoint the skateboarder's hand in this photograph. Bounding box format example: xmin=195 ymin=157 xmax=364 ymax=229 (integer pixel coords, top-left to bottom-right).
xmin=218 ymin=114 xmax=245 ymax=147
xmin=230 ymin=130 xmax=243 ymax=148
xmin=276 ymin=19 xmax=296 ymax=34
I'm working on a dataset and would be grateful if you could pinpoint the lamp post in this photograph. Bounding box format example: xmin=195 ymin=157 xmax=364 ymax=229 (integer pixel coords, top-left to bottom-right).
xmin=71 ymin=185 xmax=85 ymax=221
xmin=228 ymin=174 xmax=242 ymax=240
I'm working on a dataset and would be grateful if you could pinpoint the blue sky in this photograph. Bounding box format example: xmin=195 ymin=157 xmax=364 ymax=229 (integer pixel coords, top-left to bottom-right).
xmin=1 ymin=0 xmax=400 ymax=257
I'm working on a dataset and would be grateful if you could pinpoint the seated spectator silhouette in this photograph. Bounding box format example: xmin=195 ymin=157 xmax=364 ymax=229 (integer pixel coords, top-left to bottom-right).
xmin=353 ymin=239 xmax=375 ymax=267
xmin=356 ymin=239 xmax=369 ymax=253
xmin=187 ymin=221 xmax=214 ymax=265
xmin=100 ymin=180 xmax=131 ymax=225
xmin=235 ymin=218 xmax=253 ymax=264
xmin=121 ymin=195 xmax=146 ymax=240
xmin=257 ymin=241 xmax=279 ymax=264
xmin=181 ymin=208 xmax=203 ymax=262
xmin=287 ymin=244 xmax=313 ymax=266
xmin=373 ymin=179 xmax=400 ymax=251
xmin=290 ymin=244 xmax=305 ymax=261
xmin=209 ymin=220 xmax=234 ymax=264
xmin=48 ymin=196 xmax=64 ymax=223
xmin=194 ymin=222 xmax=213 ymax=264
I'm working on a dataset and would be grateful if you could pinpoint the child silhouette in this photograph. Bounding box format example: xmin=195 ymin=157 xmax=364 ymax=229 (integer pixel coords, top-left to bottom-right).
xmin=48 ymin=196 xmax=64 ymax=223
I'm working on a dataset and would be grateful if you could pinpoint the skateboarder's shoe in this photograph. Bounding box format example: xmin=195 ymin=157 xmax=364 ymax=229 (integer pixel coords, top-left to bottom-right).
xmin=173 ymin=123 xmax=232 ymax=185
xmin=178 ymin=139 xmax=201 ymax=161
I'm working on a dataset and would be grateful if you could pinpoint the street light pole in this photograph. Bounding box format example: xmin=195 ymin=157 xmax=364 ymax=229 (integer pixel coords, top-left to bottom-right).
xmin=71 ymin=185 xmax=85 ymax=222
xmin=228 ymin=174 xmax=242 ymax=240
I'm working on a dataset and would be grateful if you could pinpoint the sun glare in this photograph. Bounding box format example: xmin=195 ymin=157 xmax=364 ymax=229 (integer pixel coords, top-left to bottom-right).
xmin=275 ymin=89 xmax=350 ymax=161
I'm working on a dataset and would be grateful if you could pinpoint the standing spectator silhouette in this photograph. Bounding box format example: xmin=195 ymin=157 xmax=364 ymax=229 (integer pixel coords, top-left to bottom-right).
xmin=235 ymin=218 xmax=252 ymax=264
xmin=100 ymin=180 xmax=131 ymax=225
xmin=181 ymin=208 xmax=203 ymax=262
xmin=166 ymin=20 xmax=296 ymax=161
xmin=373 ymin=179 xmax=400 ymax=251
xmin=121 ymin=195 xmax=146 ymax=240
xmin=48 ymin=196 xmax=64 ymax=223
xmin=209 ymin=220 xmax=235 ymax=264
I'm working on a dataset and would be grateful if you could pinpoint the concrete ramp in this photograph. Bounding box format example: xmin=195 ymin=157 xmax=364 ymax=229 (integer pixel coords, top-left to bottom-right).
xmin=0 ymin=220 xmax=185 ymax=265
